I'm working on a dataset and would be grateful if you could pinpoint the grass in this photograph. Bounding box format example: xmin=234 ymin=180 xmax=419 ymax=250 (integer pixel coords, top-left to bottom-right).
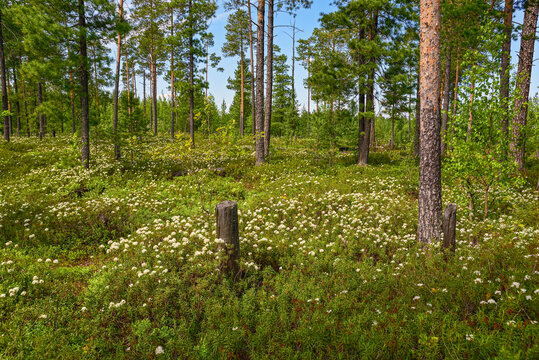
xmin=0 ymin=134 xmax=537 ymax=359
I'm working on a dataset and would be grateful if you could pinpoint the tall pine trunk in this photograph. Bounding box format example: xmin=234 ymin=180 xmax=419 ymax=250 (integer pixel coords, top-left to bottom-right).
xmin=248 ymin=0 xmax=256 ymax=136
xmin=79 ymin=0 xmax=90 ymax=169
xmin=441 ymin=46 xmax=452 ymax=154
xmin=170 ymin=7 xmax=175 ymax=139
xmin=150 ymin=0 xmax=157 ymax=135
xmin=500 ymin=0 xmax=512 ymax=150
xmin=188 ymin=0 xmax=195 ymax=147
xmin=0 ymin=9 xmax=8 ymax=142
xmin=255 ymin=0 xmax=265 ymax=165
xmin=13 ymin=68 xmax=20 ymax=136
xmin=418 ymin=0 xmax=442 ymax=244
xmin=357 ymin=28 xmax=367 ymax=164
xmin=511 ymin=0 xmax=538 ymax=169
xmin=113 ymin=0 xmax=123 ymax=158
xmin=263 ymin=0 xmax=274 ymax=157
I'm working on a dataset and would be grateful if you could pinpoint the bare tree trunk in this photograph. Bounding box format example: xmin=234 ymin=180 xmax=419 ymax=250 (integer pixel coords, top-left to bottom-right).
xmin=113 ymin=0 xmax=123 ymax=158
xmin=264 ymin=0 xmax=274 ymax=157
xmin=441 ymin=46 xmax=451 ymax=154
xmin=500 ymin=0 xmax=512 ymax=152
xmin=248 ymin=0 xmax=256 ymax=136
xmin=466 ymin=80 xmax=474 ymax=142
xmin=511 ymin=0 xmax=538 ymax=169
xmin=79 ymin=0 xmax=90 ymax=169
xmin=170 ymin=7 xmax=175 ymax=140
xmin=125 ymin=47 xmax=132 ymax=132
xmin=414 ymin=79 xmax=420 ymax=157
xmin=38 ymin=82 xmax=44 ymax=140
xmin=0 ymin=9 xmax=8 ymax=142
xmin=19 ymin=54 xmax=29 ymax=137
xmin=240 ymin=41 xmax=245 ymax=136
xmin=357 ymin=29 xmax=367 ymax=164
xmin=70 ymin=60 xmax=76 ymax=135
xmin=13 ymin=68 xmax=20 ymax=136
xmin=150 ymin=0 xmax=157 ymax=136
xmin=418 ymin=0 xmax=442 ymax=244
xmin=451 ymin=47 xmax=460 ymax=149
xmin=188 ymin=0 xmax=195 ymax=147
xmin=143 ymin=70 xmax=146 ymax=120
xmin=408 ymin=65 xmax=412 ymax=142
xmin=255 ymin=0 xmax=265 ymax=165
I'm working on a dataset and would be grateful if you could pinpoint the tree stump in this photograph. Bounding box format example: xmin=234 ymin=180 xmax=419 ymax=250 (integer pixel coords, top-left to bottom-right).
xmin=216 ymin=200 xmax=240 ymax=277
xmin=442 ymin=203 xmax=457 ymax=252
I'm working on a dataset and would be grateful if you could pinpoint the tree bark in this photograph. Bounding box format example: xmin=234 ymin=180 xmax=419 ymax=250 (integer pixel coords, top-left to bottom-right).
xmin=125 ymin=46 xmax=132 ymax=132
xmin=255 ymin=0 xmax=265 ymax=165
xmin=13 ymin=68 xmax=20 ymax=136
xmin=38 ymin=82 xmax=44 ymax=140
xmin=150 ymin=0 xmax=158 ymax=136
xmin=19 ymin=54 xmax=29 ymax=137
xmin=511 ymin=0 xmax=538 ymax=169
xmin=216 ymin=200 xmax=240 ymax=278
xmin=414 ymin=80 xmax=420 ymax=157
xmin=113 ymin=0 xmax=123 ymax=158
xmin=79 ymin=0 xmax=90 ymax=169
xmin=357 ymin=28 xmax=367 ymax=164
xmin=418 ymin=0 xmax=442 ymax=244
xmin=170 ymin=7 xmax=175 ymax=140
xmin=240 ymin=40 xmax=245 ymax=136
xmin=0 ymin=9 xmax=8 ymax=142
xmin=500 ymin=0 xmax=512 ymax=151
xmin=264 ymin=0 xmax=274 ymax=157
xmin=188 ymin=0 xmax=195 ymax=147
xmin=248 ymin=0 xmax=256 ymax=136
xmin=442 ymin=203 xmax=457 ymax=252
xmin=441 ymin=46 xmax=451 ymax=154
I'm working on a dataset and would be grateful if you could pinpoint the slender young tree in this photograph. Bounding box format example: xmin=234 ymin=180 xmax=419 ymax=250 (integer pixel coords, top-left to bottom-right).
xmin=440 ymin=45 xmax=451 ymax=154
xmin=0 ymin=8 xmax=8 ymax=142
xmin=500 ymin=0 xmax=513 ymax=145
xmin=113 ymin=0 xmax=124 ymax=158
xmin=255 ymin=0 xmax=265 ymax=165
xmin=264 ymin=0 xmax=274 ymax=157
xmin=418 ymin=0 xmax=442 ymax=244
xmin=511 ymin=0 xmax=538 ymax=169
xmin=79 ymin=0 xmax=90 ymax=168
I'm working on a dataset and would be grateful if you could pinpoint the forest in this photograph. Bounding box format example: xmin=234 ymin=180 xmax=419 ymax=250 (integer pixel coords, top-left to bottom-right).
xmin=0 ymin=0 xmax=538 ymax=358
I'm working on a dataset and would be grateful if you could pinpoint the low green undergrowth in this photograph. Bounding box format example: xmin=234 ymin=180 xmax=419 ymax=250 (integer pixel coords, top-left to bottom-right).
xmin=0 ymin=135 xmax=537 ymax=359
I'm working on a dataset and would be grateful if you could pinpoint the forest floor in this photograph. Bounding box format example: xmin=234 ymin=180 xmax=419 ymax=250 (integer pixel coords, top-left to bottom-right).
xmin=0 ymin=135 xmax=538 ymax=359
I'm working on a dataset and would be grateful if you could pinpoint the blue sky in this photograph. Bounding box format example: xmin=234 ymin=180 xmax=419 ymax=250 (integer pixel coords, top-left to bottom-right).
xmin=132 ymin=0 xmax=538 ymax=112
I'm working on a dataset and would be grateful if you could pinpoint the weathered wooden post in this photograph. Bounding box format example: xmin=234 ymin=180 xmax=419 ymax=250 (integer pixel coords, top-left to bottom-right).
xmin=216 ymin=200 xmax=240 ymax=277
xmin=442 ymin=203 xmax=457 ymax=252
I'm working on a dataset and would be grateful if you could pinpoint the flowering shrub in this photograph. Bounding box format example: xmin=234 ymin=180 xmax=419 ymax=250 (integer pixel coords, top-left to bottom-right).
xmin=0 ymin=135 xmax=537 ymax=358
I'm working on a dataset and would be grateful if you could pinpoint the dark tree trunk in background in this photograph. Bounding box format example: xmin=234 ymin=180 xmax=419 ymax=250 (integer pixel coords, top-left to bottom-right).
xmin=170 ymin=6 xmax=175 ymax=139
xmin=38 ymin=82 xmax=44 ymax=140
xmin=113 ymin=0 xmax=123 ymax=158
xmin=500 ymin=0 xmax=512 ymax=152
xmin=264 ymin=0 xmax=274 ymax=157
xmin=13 ymin=68 xmax=20 ymax=136
xmin=511 ymin=0 xmax=538 ymax=169
xmin=418 ymin=0 xmax=442 ymax=244
xmin=248 ymin=0 xmax=256 ymax=136
xmin=441 ymin=46 xmax=451 ymax=154
xmin=188 ymin=0 xmax=195 ymax=147
xmin=150 ymin=0 xmax=157 ymax=135
xmin=79 ymin=0 xmax=90 ymax=169
xmin=0 ymin=9 xmax=9 ymax=142
xmin=19 ymin=55 xmax=29 ymax=137
xmin=255 ymin=0 xmax=265 ymax=165
xmin=414 ymin=80 xmax=420 ymax=157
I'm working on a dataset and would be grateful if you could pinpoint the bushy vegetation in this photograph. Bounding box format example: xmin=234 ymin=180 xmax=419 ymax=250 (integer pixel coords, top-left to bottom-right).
xmin=0 ymin=135 xmax=538 ymax=359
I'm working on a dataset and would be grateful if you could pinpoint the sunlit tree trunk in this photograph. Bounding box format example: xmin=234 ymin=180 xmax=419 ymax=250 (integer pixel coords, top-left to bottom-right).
xmin=418 ymin=0 xmax=442 ymax=244
xmin=79 ymin=0 xmax=90 ymax=169
xmin=511 ymin=0 xmax=538 ymax=169
xmin=441 ymin=46 xmax=451 ymax=154
xmin=113 ymin=0 xmax=123 ymax=158
xmin=248 ymin=0 xmax=256 ymax=136
xmin=255 ymin=0 xmax=265 ymax=165
xmin=500 ymin=0 xmax=512 ymax=150
xmin=264 ymin=0 xmax=274 ymax=157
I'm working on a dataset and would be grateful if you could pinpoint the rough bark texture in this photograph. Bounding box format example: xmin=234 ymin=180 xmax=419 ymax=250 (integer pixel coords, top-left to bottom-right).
xmin=414 ymin=80 xmax=420 ymax=157
xmin=418 ymin=0 xmax=442 ymax=244
xmin=13 ymin=68 xmax=20 ymax=136
xmin=188 ymin=0 xmax=195 ymax=147
xmin=441 ymin=47 xmax=451 ymax=154
xmin=0 ymin=9 xmax=9 ymax=142
xmin=216 ymin=200 xmax=240 ymax=278
xmin=442 ymin=203 xmax=457 ymax=252
xmin=79 ymin=0 xmax=90 ymax=169
xmin=248 ymin=0 xmax=256 ymax=136
xmin=511 ymin=1 xmax=538 ymax=169
xmin=170 ymin=7 xmax=175 ymax=139
xmin=255 ymin=0 xmax=265 ymax=165
xmin=113 ymin=0 xmax=123 ymax=158
xmin=264 ymin=0 xmax=274 ymax=157
xmin=500 ymin=0 xmax=512 ymax=146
